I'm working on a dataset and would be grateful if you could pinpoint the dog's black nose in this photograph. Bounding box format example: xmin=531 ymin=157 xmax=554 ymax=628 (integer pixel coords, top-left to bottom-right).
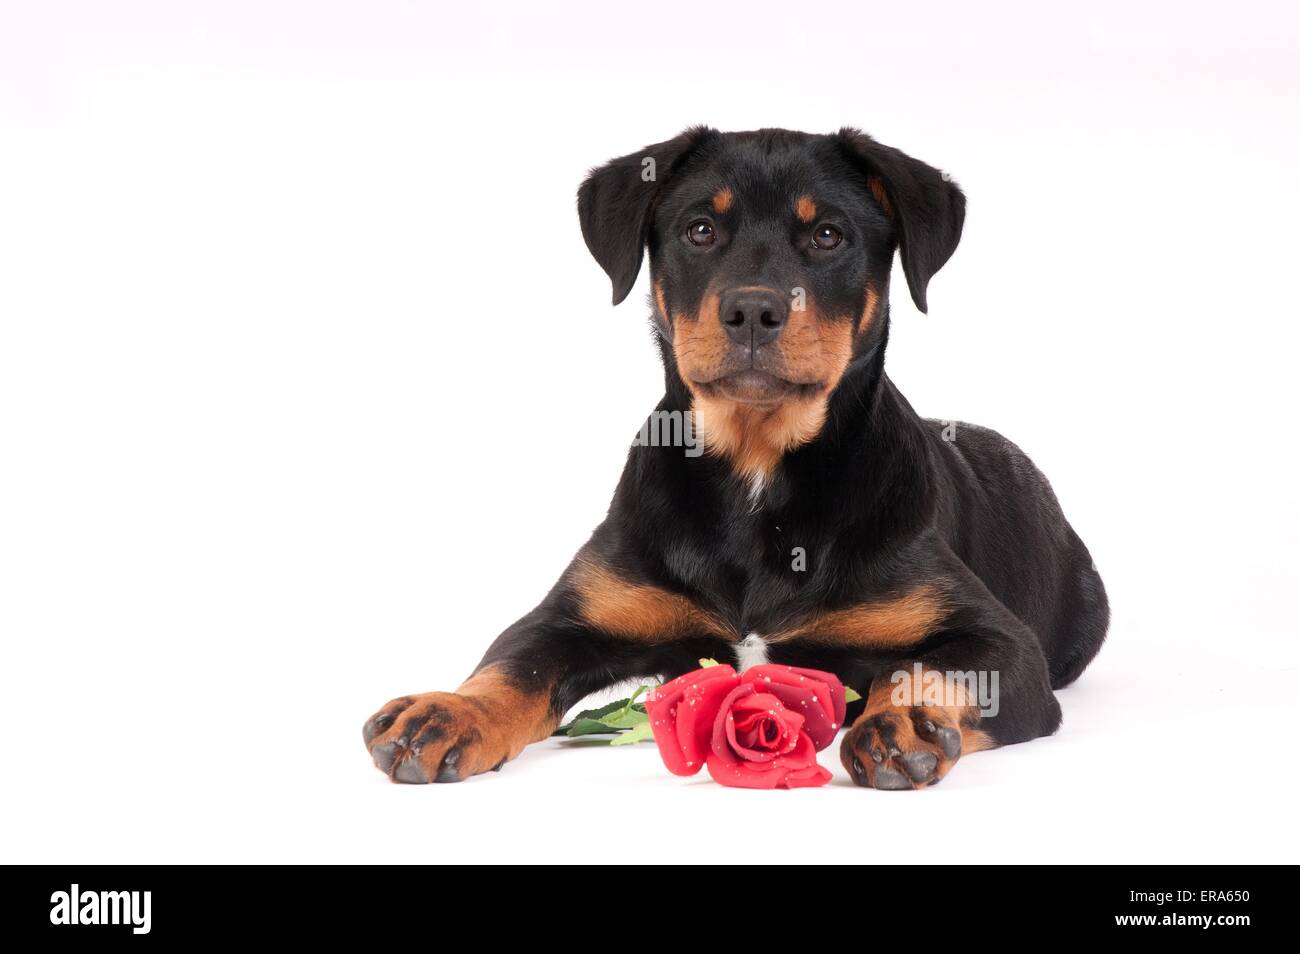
xmin=719 ymin=289 xmax=788 ymax=346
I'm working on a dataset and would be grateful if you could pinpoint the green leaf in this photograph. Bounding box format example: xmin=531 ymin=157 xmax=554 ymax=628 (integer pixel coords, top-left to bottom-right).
xmin=565 ymin=718 xmax=624 ymax=737
xmin=610 ymin=721 xmax=655 ymax=746
xmin=597 ymin=707 xmax=649 ymax=730
xmin=553 ymin=682 xmax=657 ymax=737
xmin=570 ymin=699 xmax=628 ymax=721
xmin=552 ymin=698 xmax=628 ymax=735
xmin=698 ymin=657 xmax=720 ymax=668
xmin=844 ymin=686 xmax=862 ymax=703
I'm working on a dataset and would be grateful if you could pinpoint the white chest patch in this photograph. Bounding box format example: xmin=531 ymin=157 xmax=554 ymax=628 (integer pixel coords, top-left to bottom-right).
xmin=734 ymin=633 xmax=770 ymax=672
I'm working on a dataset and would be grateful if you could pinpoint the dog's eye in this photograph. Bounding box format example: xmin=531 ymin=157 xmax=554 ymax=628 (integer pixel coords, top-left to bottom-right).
xmin=811 ymin=224 xmax=843 ymax=250
xmin=686 ymin=220 xmax=716 ymax=247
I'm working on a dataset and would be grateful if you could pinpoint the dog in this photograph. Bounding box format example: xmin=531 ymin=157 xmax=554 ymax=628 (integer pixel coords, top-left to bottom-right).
xmin=362 ymin=127 xmax=1109 ymax=789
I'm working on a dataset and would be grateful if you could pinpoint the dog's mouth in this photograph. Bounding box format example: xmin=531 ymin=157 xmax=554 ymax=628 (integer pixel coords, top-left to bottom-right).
xmin=694 ymin=370 xmax=820 ymax=406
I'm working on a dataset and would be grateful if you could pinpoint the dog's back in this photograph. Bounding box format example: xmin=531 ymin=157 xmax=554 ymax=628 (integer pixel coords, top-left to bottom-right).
xmin=925 ymin=417 xmax=1109 ymax=687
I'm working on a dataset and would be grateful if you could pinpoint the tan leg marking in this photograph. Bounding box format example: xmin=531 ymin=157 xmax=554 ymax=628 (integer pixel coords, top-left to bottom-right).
xmin=362 ymin=664 xmax=560 ymax=782
xmin=769 ymin=585 xmax=947 ymax=649
xmin=841 ymin=672 xmax=995 ymax=790
xmin=570 ymin=557 xmax=733 ymax=641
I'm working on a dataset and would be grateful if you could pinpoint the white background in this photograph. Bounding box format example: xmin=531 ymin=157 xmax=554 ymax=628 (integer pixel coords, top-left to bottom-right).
xmin=2 ymin=1 xmax=1297 ymax=864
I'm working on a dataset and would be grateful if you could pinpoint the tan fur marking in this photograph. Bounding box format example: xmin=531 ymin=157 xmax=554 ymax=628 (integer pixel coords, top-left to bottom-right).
xmin=691 ymin=396 xmax=833 ymax=483
xmin=859 ymin=672 xmax=994 ymax=755
xmin=671 ymin=292 xmax=854 ymax=483
xmin=962 ymin=726 xmax=997 ymax=753
xmin=839 ymin=667 xmax=995 ymax=788
xmin=712 ymin=188 xmax=734 ymax=214
xmin=773 ymin=298 xmax=854 ymax=388
xmin=653 ymin=279 xmax=669 ymax=321
xmin=795 ymin=195 xmax=817 ymax=223
xmin=770 ymin=585 xmax=947 ymax=648
xmin=860 ymin=284 xmax=881 ymax=335
xmin=456 ymin=665 xmax=560 ymax=755
xmin=671 ymin=290 xmax=729 ymax=381
xmin=364 ymin=667 xmax=560 ymax=779
xmin=868 ymin=176 xmax=893 ymax=218
xmin=571 ymin=557 xmax=732 ymax=642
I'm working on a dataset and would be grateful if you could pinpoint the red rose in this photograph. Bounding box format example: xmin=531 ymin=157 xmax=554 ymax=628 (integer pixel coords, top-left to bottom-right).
xmin=643 ymin=663 xmax=739 ymax=776
xmin=645 ymin=663 xmax=847 ymax=789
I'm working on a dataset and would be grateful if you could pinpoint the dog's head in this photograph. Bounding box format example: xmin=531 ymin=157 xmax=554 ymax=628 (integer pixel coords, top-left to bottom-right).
xmin=578 ymin=128 xmax=965 ymax=478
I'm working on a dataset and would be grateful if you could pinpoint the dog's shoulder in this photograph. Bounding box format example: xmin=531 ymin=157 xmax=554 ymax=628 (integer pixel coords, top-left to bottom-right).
xmin=923 ymin=417 xmax=1063 ymax=504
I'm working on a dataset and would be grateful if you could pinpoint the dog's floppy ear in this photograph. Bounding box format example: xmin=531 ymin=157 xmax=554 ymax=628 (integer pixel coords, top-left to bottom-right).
xmin=837 ymin=128 xmax=966 ymax=313
xmin=577 ymin=126 xmax=716 ymax=305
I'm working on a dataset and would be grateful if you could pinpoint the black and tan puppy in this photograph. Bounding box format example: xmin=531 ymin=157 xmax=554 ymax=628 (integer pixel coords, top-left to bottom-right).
xmin=362 ymin=127 xmax=1108 ymax=789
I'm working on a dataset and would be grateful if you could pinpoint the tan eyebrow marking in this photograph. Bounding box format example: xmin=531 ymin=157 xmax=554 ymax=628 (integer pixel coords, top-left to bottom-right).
xmin=712 ymin=188 xmax=734 ymax=214
xmin=795 ymin=195 xmax=817 ymax=223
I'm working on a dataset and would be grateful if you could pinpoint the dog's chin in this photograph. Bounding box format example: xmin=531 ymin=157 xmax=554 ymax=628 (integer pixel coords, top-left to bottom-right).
xmin=697 ymin=370 xmax=818 ymax=407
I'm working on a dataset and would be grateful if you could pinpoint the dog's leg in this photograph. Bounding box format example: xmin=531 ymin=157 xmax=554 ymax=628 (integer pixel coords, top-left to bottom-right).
xmin=362 ymin=553 xmax=733 ymax=783
xmin=361 ymin=637 xmax=562 ymax=785
xmin=839 ymin=558 xmax=1061 ymax=790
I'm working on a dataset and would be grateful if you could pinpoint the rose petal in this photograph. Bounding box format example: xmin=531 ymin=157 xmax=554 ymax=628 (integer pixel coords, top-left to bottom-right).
xmin=768 ymin=732 xmax=832 ymax=788
xmin=741 ymin=664 xmax=847 ymax=750
xmin=759 ymin=683 xmax=834 ymax=750
xmin=644 ymin=664 xmax=739 ymax=776
xmin=724 ymin=691 xmax=803 ymax=761
xmin=705 ymin=752 xmax=787 ymax=788
xmin=777 ymin=762 xmax=834 ymax=788
xmin=705 ymin=731 xmax=832 ymax=789
xmin=674 ymin=672 xmax=744 ymax=772
xmin=709 ymin=683 xmax=756 ymax=766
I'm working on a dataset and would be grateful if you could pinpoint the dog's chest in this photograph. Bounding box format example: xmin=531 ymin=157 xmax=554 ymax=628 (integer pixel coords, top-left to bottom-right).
xmin=693 ymin=505 xmax=835 ymax=637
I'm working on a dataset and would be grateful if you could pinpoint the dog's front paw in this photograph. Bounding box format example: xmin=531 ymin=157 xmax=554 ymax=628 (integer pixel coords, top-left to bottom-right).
xmin=362 ymin=692 xmax=513 ymax=784
xmin=840 ymin=698 xmax=987 ymax=790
